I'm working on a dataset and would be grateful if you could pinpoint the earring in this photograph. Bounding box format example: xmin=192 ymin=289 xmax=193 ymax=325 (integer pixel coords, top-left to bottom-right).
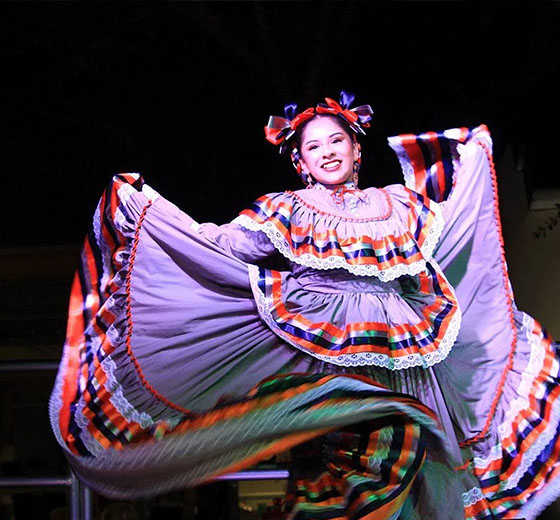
xmin=352 ymin=162 xmax=360 ymax=187
xmin=306 ymin=173 xmax=314 ymax=189
xmin=353 ymin=147 xmax=361 ymax=187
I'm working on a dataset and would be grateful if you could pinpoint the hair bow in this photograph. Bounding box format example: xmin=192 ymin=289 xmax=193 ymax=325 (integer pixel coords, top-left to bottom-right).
xmin=264 ymin=106 xmax=316 ymax=153
xmin=264 ymin=91 xmax=374 ymax=153
xmin=316 ymin=92 xmax=373 ymax=135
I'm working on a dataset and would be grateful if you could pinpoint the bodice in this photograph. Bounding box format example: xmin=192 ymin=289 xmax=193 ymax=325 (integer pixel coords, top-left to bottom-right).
xmin=234 ymin=182 xmax=444 ymax=282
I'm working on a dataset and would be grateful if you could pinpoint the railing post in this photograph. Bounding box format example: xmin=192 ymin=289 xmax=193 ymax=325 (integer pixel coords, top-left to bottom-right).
xmin=0 ymin=361 xmax=290 ymax=519
xmin=82 ymin=483 xmax=93 ymax=520
xmin=69 ymin=471 xmax=81 ymax=520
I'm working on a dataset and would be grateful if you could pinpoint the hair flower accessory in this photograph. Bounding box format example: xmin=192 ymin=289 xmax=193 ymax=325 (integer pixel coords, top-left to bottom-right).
xmin=264 ymin=91 xmax=373 ymax=154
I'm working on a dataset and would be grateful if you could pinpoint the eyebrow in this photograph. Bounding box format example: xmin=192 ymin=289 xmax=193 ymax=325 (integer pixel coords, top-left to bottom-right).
xmin=304 ymin=132 xmax=344 ymax=145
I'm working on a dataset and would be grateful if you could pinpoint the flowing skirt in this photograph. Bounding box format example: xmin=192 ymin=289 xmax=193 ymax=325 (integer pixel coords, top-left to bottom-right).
xmin=49 ymin=174 xmax=461 ymax=518
xmin=49 ymin=124 xmax=560 ymax=520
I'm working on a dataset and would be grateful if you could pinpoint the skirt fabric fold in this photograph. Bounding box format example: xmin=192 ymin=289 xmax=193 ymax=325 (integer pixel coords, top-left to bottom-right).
xmin=49 ymin=174 xmax=459 ymax=517
xmin=50 ymin=124 xmax=560 ymax=520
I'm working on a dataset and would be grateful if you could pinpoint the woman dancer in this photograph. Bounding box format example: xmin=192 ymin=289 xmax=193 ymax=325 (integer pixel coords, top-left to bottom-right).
xmin=50 ymin=92 xmax=560 ymax=519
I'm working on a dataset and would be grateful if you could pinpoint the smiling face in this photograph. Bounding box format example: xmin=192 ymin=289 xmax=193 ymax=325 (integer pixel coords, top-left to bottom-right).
xmin=298 ymin=116 xmax=359 ymax=185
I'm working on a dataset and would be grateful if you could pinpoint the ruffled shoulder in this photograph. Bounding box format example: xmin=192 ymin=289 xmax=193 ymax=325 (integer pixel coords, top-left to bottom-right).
xmin=234 ymin=185 xmax=443 ymax=281
xmin=387 ymin=125 xmax=492 ymax=202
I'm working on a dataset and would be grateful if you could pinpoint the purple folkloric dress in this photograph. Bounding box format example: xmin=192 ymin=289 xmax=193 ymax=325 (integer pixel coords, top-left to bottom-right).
xmin=49 ymin=126 xmax=560 ymax=520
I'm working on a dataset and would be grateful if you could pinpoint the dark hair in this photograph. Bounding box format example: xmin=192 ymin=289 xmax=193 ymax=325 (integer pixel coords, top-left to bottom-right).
xmin=293 ymin=113 xmax=355 ymax=151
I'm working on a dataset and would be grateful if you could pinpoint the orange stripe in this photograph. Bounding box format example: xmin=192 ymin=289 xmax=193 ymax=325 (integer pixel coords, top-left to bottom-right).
xmin=267 ymin=270 xmax=456 ymax=358
xmin=100 ymin=191 xmax=120 ymax=262
xmin=171 ymin=377 xmax=335 ymax=434
xmin=473 ymin=332 xmax=557 ymax=487
xmin=206 ymin=428 xmax=334 ymax=482
xmin=423 ymin=132 xmax=447 ymax=199
xmin=81 ymin=239 xmax=100 ymax=316
xmin=464 ymin=494 xmax=491 ymax=519
xmin=59 ymin=273 xmax=86 ymax=452
xmin=295 ymin=473 xmax=343 ymax=506
xmin=388 ymin=423 xmax=415 ymax=487
xmin=241 ymin=191 xmax=438 ymax=269
xmin=81 ymin=388 xmax=123 ymax=450
xmin=94 ymin=365 xmax=130 ymax=432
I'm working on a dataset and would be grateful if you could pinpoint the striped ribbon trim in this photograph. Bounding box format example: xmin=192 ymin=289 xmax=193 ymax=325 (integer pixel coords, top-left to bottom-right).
xmin=250 ymin=261 xmax=460 ymax=370
xmin=288 ymin=416 xmax=428 ymax=519
xmin=239 ymin=187 xmax=443 ymax=277
xmin=388 ymin=126 xmax=478 ymax=201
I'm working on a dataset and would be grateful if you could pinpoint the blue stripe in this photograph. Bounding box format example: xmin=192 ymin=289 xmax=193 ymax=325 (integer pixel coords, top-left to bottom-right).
xmin=260 ymin=266 xmax=454 ymax=356
xmin=250 ymin=201 xmax=428 ymax=265
xmin=437 ymin=135 xmax=455 ymax=200
xmin=416 ymin=137 xmax=437 ymax=202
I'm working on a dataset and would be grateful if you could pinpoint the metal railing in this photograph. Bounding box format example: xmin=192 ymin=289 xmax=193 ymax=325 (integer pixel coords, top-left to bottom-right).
xmin=0 ymin=474 xmax=92 ymax=520
xmin=0 ymin=361 xmax=289 ymax=519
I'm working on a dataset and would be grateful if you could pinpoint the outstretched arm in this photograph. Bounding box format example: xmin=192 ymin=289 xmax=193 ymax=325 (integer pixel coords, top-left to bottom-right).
xmin=387 ymin=125 xmax=497 ymax=279
xmin=197 ymin=221 xmax=277 ymax=264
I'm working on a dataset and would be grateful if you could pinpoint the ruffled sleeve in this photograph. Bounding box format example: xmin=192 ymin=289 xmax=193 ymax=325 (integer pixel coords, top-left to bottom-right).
xmin=197 ymin=222 xmax=277 ymax=264
xmin=383 ymin=184 xmax=444 ymax=261
xmin=387 ymin=126 xmax=560 ymax=517
xmin=234 ymin=185 xmax=444 ymax=282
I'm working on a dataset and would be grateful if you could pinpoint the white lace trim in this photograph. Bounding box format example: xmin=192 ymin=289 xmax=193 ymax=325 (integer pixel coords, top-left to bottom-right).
xmin=116 ymin=181 xmax=138 ymax=205
xmin=421 ymin=201 xmax=444 ymax=260
xmin=473 ymin=312 xmax=544 ymax=471
xmin=462 ymin=486 xmax=484 ymax=507
xmin=472 ymin=443 xmax=503 ymax=468
xmin=114 ymin=206 xmax=132 ymax=234
xmin=388 ymin=134 xmax=461 ymax=203
xmin=48 ymin=341 xmax=72 ymax=453
xmin=70 ymin=380 xmax=155 ymax=453
xmin=520 ymin=469 xmax=560 ymax=520
xmin=94 ymin=179 xmax=149 ymax=295
xmin=49 ymin=190 xmax=157 ymax=457
xmin=58 ymin=337 xmax=156 ymax=455
xmin=48 ymin=348 xmax=124 ymax=459
xmin=93 ymin=200 xmax=112 ymax=293
xmin=75 ymin=391 xmax=107 ymax=457
xmin=387 ymin=138 xmax=416 ymax=191
xmin=473 ymin=312 xmax=560 ymax=493
xmin=141 ymin=183 xmax=159 ymax=202
xmin=102 ymin=354 xmax=155 ymax=429
xmin=496 ymin=313 xmax=546 ymax=440
xmin=116 ymin=177 xmax=159 ymax=203
xmin=236 ymin=202 xmax=444 ymax=282
xmin=248 ymin=262 xmax=461 ymax=371
xmin=498 ymin=324 xmax=560 ymax=492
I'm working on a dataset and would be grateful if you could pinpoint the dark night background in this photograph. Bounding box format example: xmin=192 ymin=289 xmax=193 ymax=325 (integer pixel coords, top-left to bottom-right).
xmin=1 ymin=3 xmax=560 ymax=518
xmin=2 ymin=1 xmax=560 ymax=247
